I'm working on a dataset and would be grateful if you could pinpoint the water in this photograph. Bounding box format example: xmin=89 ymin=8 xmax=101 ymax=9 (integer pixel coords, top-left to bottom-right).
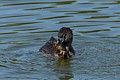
xmin=0 ymin=0 xmax=120 ymax=80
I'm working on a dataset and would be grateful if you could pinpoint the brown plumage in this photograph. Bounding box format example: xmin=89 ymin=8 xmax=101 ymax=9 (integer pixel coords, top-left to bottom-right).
xmin=39 ymin=27 xmax=75 ymax=59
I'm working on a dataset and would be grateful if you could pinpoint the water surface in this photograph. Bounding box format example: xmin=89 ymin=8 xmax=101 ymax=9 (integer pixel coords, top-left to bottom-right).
xmin=0 ymin=0 xmax=120 ymax=80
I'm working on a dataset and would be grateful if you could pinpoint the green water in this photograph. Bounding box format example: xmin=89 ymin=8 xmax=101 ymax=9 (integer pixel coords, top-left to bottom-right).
xmin=0 ymin=0 xmax=120 ymax=80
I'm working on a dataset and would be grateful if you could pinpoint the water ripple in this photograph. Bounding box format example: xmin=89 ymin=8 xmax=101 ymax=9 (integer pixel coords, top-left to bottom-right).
xmin=0 ymin=14 xmax=36 ymax=19
xmin=0 ymin=0 xmax=120 ymax=80
xmin=78 ymin=29 xmax=110 ymax=33
xmin=0 ymin=22 xmax=40 ymax=27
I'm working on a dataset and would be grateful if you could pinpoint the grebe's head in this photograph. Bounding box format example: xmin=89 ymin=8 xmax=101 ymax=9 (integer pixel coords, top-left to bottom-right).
xmin=58 ymin=27 xmax=73 ymax=46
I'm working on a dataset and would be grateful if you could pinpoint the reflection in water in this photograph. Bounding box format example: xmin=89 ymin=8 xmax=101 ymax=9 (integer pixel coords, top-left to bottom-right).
xmin=53 ymin=59 xmax=73 ymax=80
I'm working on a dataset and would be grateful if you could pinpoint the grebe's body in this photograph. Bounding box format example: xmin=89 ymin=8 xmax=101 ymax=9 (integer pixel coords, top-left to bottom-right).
xmin=39 ymin=27 xmax=75 ymax=59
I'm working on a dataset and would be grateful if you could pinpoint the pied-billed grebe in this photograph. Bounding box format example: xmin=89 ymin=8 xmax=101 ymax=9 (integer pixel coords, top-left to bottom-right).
xmin=39 ymin=27 xmax=75 ymax=59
